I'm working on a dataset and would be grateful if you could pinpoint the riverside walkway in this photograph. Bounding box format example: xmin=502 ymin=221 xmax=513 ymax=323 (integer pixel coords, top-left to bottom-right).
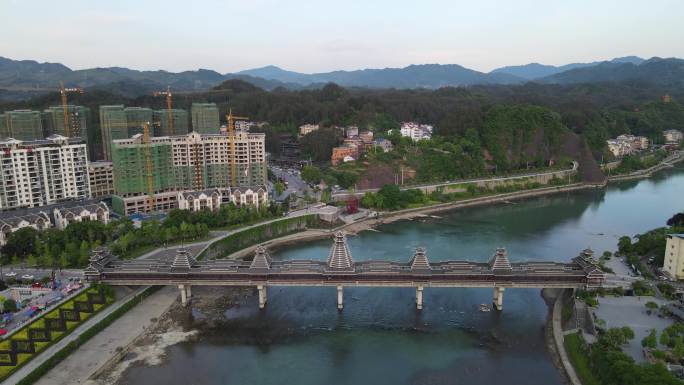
xmin=85 ymin=232 xmax=605 ymax=311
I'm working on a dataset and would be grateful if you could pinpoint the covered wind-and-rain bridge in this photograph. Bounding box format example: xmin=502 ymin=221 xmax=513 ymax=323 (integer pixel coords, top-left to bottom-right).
xmin=84 ymin=232 xmax=605 ymax=311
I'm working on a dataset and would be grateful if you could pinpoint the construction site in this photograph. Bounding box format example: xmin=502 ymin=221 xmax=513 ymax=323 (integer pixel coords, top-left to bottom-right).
xmin=110 ymin=110 xmax=267 ymax=215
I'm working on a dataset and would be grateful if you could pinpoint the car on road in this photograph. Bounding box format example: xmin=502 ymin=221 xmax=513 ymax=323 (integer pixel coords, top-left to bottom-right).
xmin=21 ymin=274 xmax=34 ymax=281
xmin=4 ymin=272 xmax=17 ymax=278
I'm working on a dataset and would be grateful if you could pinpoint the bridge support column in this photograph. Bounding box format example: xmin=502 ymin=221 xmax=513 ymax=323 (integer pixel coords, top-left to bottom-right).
xmin=337 ymin=285 xmax=344 ymax=310
xmin=493 ymin=287 xmax=505 ymax=311
xmin=186 ymin=285 xmax=192 ymax=300
xmin=416 ymin=286 xmax=424 ymax=310
xmin=257 ymin=285 xmax=267 ymax=309
xmin=179 ymin=285 xmax=187 ymax=307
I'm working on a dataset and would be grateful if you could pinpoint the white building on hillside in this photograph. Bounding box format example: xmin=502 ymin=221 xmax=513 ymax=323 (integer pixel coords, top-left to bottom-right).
xmin=664 ymin=129 xmax=683 ymax=144
xmin=398 ymin=122 xmax=433 ymax=141
xmin=299 ymin=124 xmax=320 ymax=136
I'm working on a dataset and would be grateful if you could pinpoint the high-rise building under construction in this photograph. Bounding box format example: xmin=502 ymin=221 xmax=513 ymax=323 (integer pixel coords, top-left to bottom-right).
xmin=124 ymin=107 xmax=153 ymax=137
xmin=0 ymin=110 xmax=44 ymax=141
xmin=110 ymin=131 xmax=266 ymax=214
xmin=42 ymin=105 xmax=89 ymax=139
xmin=100 ymin=106 xmax=159 ymax=161
xmin=153 ymin=109 xmax=189 ymax=136
xmin=99 ymin=105 xmax=127 ymax=161
xmin=191 ymin=103 xmax=220 ymax=134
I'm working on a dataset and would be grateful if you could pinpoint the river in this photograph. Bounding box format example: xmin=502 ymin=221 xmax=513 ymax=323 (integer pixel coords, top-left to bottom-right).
xmin=119 ymin=167 xmax=684 ymax=385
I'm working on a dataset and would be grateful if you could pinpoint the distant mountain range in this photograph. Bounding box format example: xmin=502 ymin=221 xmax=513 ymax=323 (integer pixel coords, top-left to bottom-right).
xmin=0 ymin=55 xmax=682 ymax=102
xmin=490 ymin=56 xmax=645 ymax=80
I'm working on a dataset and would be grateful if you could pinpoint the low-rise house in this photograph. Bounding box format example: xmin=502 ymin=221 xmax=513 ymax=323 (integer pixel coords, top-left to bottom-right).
xmin=226 ymin=186 xmax=268 ymax=209
xmin=606 ymin=134 xmax=649 ymax=157
xmin=373 ymin=138 xmax=394 ymax=153
xmin=345 ymin=126 xmax=359 ymax=138
xmin=0 ymin=200 xmax=111 ymax=243
xmin=607 ymin=139 xmax=631 ymax=157
xmin=664 ymin=129 xmax=683 ymax=144
xmin=177 ymin=189 xmax=222 ymax=212
xmin=53 ymin=202 xmax=110 ymax=230
xmin=299 ymin=124 xmax=319 ymax=136
xmin=332 ymin=146 xmax=357 ymax=166
xmin=0 ymin=211 xmax=51 ymax=245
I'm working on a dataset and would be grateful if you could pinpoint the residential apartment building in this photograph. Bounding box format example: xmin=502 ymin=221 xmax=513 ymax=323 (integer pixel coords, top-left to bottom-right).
xmin=299 ymin=124 xmax=319 ymax=136
xmin=664 ymin=129 xmax=683 ymax=144
xmin=663 ymin=234 xmax=684 ymax=280
xmin=0 ymin=110 xmax=44 ymax=141
xmin=154 ymin=109 xmax=189 ymax=136
xmin=88 ymin=161 xmax=114 ymax=197
xmin=111 ymin=131 xmax=267 ymax=215
xmin=0 ymin=135 xmax=90 ymax=210
xmin=191 ymin=103 xmax=220 ymax=134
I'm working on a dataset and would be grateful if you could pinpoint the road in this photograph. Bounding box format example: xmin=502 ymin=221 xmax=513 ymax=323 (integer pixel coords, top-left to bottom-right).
xmin=331 ymin=161 xmax=578 ymax=197
xmin=270 ymin=165 xmax=310 ymax=200
xmin=136 ymin=206 xmax=331 ymax=262
xmin=1 ymin=268 xmax=84 ymax=333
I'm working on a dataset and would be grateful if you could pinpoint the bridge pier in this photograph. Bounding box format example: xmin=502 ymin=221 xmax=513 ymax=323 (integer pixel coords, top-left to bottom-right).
xmin=257 ymin=285 xmax=268 ymax=309
xmin=186 ymin=285 xmax=192 ymax=300
xmin=179 ymin=285 xmax=187 ymax=306
xmin=416 ymin=286 xmax=424 ymax=310
xmin=493 ymin=287 xmax=505 ymax=311
xmin=337 ymin=285 xmax=344 ymax=310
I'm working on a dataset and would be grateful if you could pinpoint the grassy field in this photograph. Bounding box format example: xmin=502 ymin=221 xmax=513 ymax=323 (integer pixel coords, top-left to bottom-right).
xmin=564 ymin=332 xmax=602 ymax=385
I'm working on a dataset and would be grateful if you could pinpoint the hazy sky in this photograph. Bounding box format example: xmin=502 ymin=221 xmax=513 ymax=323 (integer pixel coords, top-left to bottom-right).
xmin=2 ymin=0 xmax=682 ymax=74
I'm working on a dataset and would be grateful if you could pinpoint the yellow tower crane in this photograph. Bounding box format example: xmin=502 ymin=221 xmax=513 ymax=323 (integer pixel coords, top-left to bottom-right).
xmin=59 ymin=81 xmax=84 ymax=137
xmin=142 ymin=122 xmax=155 ymax=212
xmin=153 ymin=86 xmax=174 ymax=135
xmin=225 ymin=109 xmax=249 ymax=187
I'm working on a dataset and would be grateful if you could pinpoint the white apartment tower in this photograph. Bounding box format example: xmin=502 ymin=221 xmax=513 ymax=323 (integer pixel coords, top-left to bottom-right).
xmin=0 ymin=135 xmax=90 ymax=209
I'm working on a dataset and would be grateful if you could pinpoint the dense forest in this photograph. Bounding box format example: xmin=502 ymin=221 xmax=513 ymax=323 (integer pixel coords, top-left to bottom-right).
xmin=1 ymin=79 xmax=683 ymax=180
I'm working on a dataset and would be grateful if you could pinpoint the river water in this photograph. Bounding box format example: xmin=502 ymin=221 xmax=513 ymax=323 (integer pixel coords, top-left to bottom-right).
xmin=120 ymin=168 xmax=684 ymax=385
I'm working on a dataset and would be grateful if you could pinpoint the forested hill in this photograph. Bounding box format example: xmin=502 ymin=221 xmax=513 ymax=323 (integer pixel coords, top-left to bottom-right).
xmin=539 ymin=58 xmax=684 ymax=86
xmin=2 ymin=79 xmax=684 ymax=183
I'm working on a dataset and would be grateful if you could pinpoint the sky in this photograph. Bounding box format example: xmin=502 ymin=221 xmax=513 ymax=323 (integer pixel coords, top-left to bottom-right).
xmin=2 ymin=0 xmax=683 ymax=74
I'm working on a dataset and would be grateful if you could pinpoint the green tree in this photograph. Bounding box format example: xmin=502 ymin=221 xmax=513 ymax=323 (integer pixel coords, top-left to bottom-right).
xmin=301 ymin=165 xmax=323 ymax=184
xmin=275 ymin=182 xmax=285 ymax=196
xmin=3 ymin=298 xmax=17 ymax=312
xmin=642 ymin=329 xmax=657 ymax=349
xmin=1 ymin=227 xmax=39 ymax=262
xmin=660 ymin=330 xmax=671 ymax=347
xmin=618 ymin=236 xmax=633 ymax=254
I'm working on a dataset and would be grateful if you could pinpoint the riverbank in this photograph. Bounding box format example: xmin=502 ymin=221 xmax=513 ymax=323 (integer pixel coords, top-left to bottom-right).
xmin=223 ymin=182 xmax=597 ymax=260
xmin=27 ymin=286 xmax=179 ymax=385
xmin=607 ymin=150 xmax=684 ymax=182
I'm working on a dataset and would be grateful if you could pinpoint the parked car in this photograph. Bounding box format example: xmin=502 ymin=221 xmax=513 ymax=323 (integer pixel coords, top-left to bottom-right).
xmin=21 ymin=274 xmax=34 ymax=281
xmin=4 ymin=272 xmax=16 ymax=278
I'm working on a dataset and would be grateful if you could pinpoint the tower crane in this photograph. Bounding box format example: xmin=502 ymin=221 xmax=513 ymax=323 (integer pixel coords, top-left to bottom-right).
xmin=225 ymin=109 xmax=249 ymax=187
xmin=142 ymin=122 xmax=155 ymax=212
xmin=153 ymin=86 xmax=174 ymax=135
xmin=59 ymin=81 xmax=84 ymax=137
